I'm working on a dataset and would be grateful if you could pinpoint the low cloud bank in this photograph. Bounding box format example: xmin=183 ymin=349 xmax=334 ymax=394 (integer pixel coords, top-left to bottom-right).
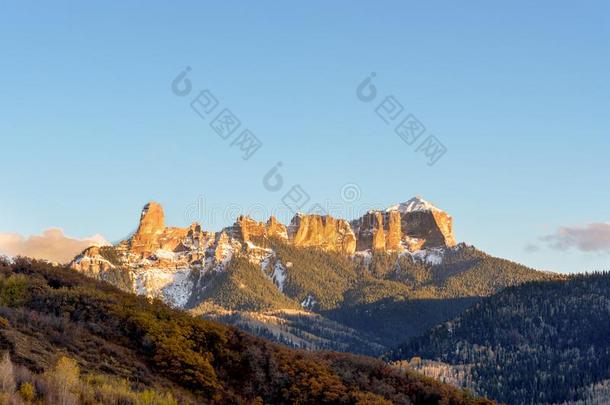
xmin=0 ymin=228 xmax=109 ymax=264
xmin=541 ymin=222 xmax=610 ymax=253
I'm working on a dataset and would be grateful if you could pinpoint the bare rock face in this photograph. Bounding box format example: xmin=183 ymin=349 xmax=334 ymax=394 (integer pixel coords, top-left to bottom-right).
xmin=229 ymin=215 xmax=288 ymax=243
xmin=71 ymin=245 xmax=115 ymax=276
xmin=186 ymin=223 xmax=205 ymax=248
xmin=266 ymin=216 xmax=288 ymax=239
xmin=352 ymin=211 xmax=402 ymax=252
xmin=214 ymin=231 xmax=233 ymax=262
xmin=402 ymin=236 xmax=427 ymax=252
xmin=73 ymin=198 xmax=454 ymax=271
xmin=129 ymin=202 xmax=196 ymax=257
xmin=386 ymin=210 xmax=403 ymax=250
xmin=402 ymin=210 xmax=456 ymax=248
xmin=288 ymin=214 xmax=356 ymax=254
xmin=352 ymin=197 xmax=456 ymax=252
xmin=68 ymin=197 xmax=459 ymax=310
xmin=230 ymin=215 xmax=266 ymax=242
xmin=129 ymin=202 xmax=166 ymax=256
xmin=70 ymin=202 xmax=220 ymax=307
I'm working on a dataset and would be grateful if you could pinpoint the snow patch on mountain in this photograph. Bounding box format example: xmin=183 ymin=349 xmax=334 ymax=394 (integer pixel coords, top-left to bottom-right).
xmin=271 ymin=261 xmax=287 ymax=292
xmin=245 ymin=241 xmax=274 ymax=265
xmin=72 ymin=254 xmax=115 ymax=268
xmin=211 ymin=236 xmax=242 ymax=271
xmin=260 ymin=254 xmax=272 ymax=271
xmin=301 ymin=294 xmax=317 ymax=310
xmin=260 ymin=252 xmax=287 ymax=292
xmin=153 ymin=249 xmax=181 ymax=261
xmin=409 ymin=247 xmax=445 ymax=265
xmin=386 ymin=196 xmax=442 ymax=214
xmin=132 ymin=267 xmax=194 ymax=308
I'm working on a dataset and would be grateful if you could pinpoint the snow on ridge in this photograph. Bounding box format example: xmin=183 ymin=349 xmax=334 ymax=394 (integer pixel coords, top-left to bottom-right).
xmin=386 ymin=196 xmax=443 ymax=214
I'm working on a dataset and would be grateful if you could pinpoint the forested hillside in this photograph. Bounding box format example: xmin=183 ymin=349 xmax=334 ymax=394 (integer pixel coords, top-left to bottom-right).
xmin=390 ymin=273 xmax=610 ymax=404
xmin=227 ymin=238 xmax=556 ymax=349
xmin=0 ymin=256 xmax=491 ymax=404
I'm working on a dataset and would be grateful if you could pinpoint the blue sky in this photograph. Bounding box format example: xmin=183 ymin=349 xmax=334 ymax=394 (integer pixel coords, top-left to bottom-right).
xmin=1 ymin=1 xmax=608 ymax=272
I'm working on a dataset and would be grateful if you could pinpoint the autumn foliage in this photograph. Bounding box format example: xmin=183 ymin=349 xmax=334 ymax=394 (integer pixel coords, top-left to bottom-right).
xmin=0 ymin=257 xmax=491 ymax=404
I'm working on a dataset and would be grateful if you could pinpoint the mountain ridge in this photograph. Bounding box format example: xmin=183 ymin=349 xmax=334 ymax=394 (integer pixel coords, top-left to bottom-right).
xmin=69 ymin=198 xmax=556 ymax=354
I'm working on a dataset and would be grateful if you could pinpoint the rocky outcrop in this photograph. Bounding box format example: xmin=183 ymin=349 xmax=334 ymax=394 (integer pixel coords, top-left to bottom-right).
xmin=69 ymin=197 xmax=457 ymax=309
xmin=352 ymin=210 xmax=402 ymax=252
xmin=128 ymin=202 xmax=190 ymax=257
xmin=229 ymin=215 xmax=288 ymax=243
xmin=288 ymin=214 xmax=356 ymax=254
xmin=266 ymin=216 xmax=288 ymax=239
xmin=402 ymin=210 xmax=456 ymax=248
xmin=351 ymin=197 xmax=456 ymax=252
xmin=213 ymin=231 xmax=234 ymax=263
xmin=129 ymin=202 xmax=165 ymax=256
xmin=229 ymin=216 xmax=266 ymax=242
xmin=73 ymin=197 xmax=455 ymax=277
xmin=71 ymin=245 xmax=115 ymax=276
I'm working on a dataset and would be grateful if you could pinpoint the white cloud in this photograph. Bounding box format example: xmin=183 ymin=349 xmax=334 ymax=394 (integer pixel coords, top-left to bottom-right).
xmin=541 ymin=222 xmax=610 ymax=253
xmin=0 ymin=228 xmax=109 ymax=264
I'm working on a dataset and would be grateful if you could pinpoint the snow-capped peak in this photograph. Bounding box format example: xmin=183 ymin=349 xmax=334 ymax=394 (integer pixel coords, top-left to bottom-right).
xmin=386 ymin=196 xmax=442 ymax=214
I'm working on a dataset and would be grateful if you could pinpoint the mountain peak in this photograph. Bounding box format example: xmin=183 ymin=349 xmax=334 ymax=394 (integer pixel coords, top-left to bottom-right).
xmin=129 ymin=202 xmax=172 ymax=256
xmin=386 ymin=196 xmax=443 ymax=214
xmin=139 ymin=202 xmax=165 ymax=228
xmin=138 ymin=201 xmax=165 ymax=230
xmin=351 ymin=196 xmax=455 ymax=251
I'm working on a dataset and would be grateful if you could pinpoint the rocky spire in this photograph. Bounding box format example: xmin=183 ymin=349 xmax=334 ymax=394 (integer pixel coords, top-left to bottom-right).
xmin=129 ymin=202 xmax=166 ymax=256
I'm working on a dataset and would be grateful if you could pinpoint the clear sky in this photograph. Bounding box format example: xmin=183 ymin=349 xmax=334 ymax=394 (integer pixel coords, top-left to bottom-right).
xmin=1 ymin=1 xmax=608 ymax=273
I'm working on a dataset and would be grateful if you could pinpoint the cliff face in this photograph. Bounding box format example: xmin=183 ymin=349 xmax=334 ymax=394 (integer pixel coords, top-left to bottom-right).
xmin=129 ymin=202 xmax=192 ymax=257
xmin=352 ymin=211 xmax=403 ymax=252
xmin=351 ymin=197 xmax=456 ymax=252
xmin=72 ymin=197 xmax=456 ymax=274
xmin=404 ymin=210 xmax=456 ymax=248
xmin=69 ymin=203 xmax=298 ymax=305
xmin=288 ymin=214 xmax=357 ymax=254
xmin=69 ymin=197 xmax=457 ymax=307
xmin=229 ymin=215 xmax=288 ymax=243
xmin=266 ymin=216 xmax=288 ymax=239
